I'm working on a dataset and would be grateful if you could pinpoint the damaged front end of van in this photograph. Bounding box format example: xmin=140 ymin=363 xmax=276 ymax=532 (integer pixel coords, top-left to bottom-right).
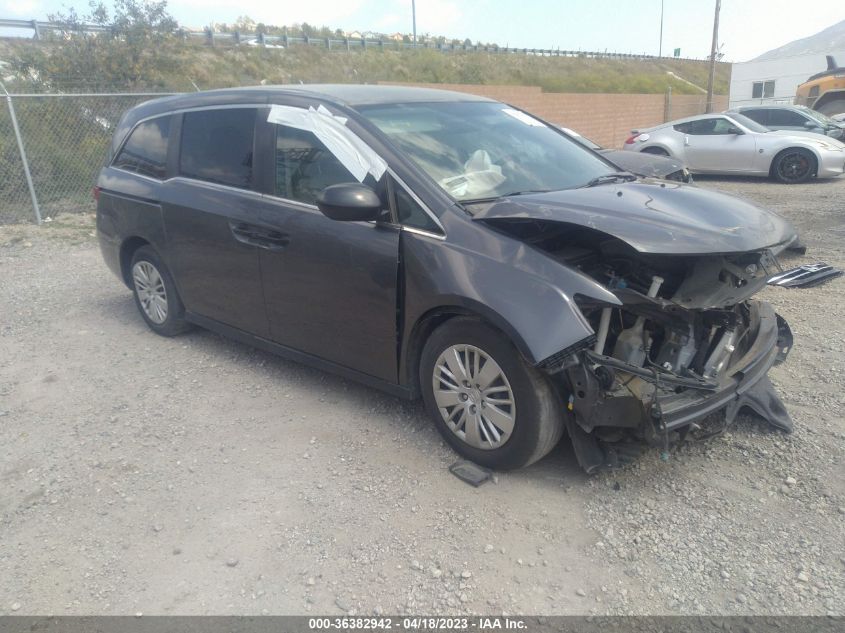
xmin=470 ymin=181 xmax=796 ymax=473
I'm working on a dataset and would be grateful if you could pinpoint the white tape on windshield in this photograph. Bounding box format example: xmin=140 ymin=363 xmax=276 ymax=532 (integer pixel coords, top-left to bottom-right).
xmin=502 ymin=108 xmax=546 ymax=127
xmin=267 ymin=104 xmax=387 ymax=182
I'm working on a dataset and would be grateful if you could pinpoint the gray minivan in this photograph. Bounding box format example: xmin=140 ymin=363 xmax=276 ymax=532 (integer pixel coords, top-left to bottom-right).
xmin=96 ymin=85 xmax=797 ymax=473
xmin=730 ymin=104 xmax=845 ymax=141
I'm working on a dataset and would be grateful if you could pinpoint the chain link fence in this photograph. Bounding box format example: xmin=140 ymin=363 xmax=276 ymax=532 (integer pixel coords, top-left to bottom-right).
xmin=0 ymin=88 xmax=722 ymax=225
xmin=1 ymin=92 xmax=176 ymax=224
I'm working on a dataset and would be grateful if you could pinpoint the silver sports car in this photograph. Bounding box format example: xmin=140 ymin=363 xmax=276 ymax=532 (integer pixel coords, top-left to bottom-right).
xmin=622 ymin=112 xmax=845 ymax=183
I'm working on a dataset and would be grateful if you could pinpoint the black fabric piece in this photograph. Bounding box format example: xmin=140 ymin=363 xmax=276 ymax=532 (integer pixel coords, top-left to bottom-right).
xmin=448 ymin=460 xmax=493 ymax=487
xmin=725 ymin=375 xmax=793 ymax=433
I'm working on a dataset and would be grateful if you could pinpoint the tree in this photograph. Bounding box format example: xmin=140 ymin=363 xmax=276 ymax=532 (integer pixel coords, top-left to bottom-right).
xmin=234 ymin=15 xmax=256 ymax=33
xmin=11 ymin=0 xmax=180 ymax=91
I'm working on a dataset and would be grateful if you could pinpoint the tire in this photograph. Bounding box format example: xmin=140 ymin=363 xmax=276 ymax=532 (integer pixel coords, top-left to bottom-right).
xmin=642 ymin=147 xmax=670 ymax=156
xmin=129 ymin=245 xmax=192 ymax=336
xmin=420 ymin=317 xmax=564 ymax=470
xmin=815 ymin=98 xmax=845 ymax=117
xmin=772 ymin=148 xmax=817 ymax=184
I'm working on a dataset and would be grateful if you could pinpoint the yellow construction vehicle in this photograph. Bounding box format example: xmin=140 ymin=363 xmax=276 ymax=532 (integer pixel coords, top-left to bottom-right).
xmin=795 ymin=55 xmax=845 ymax=116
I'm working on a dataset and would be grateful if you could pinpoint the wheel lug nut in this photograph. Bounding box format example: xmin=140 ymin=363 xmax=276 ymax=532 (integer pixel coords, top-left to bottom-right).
xmin=460 ymin=393 xmax=468 ymax=401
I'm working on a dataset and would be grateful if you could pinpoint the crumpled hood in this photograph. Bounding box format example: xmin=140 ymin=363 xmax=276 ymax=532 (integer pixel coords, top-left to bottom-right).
xmin=471 ymin=180 xmax=797 ymax=255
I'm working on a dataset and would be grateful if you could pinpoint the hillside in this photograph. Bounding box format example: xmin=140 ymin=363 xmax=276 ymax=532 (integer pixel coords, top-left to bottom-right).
xmin=754 ymin=18 xmax=845 ymax=60
xmin=0 ymin=38 xmax=730 ymax=95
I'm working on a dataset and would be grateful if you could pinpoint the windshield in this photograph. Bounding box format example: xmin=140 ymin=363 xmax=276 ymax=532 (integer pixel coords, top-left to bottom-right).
xmin=801 ymin=107 xmax=840 ymax=126
xmin=729 ymin=113 xmax=770 ymax=133
xmin=358 ymin=101 xmax=615 ymax=201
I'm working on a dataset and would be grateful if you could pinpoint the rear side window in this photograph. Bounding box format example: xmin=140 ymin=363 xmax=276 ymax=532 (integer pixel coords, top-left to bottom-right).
xmin=679 ymin=118 xmax=735 ymax=136
xmin=676 ymin=119 xmax=716 ymax=135
xmin=741 ymin=109 xmax=768 ymax=125
xmin=113 ymin=116 xmax=171 ymax=179
xmin=274 ymin=125 xmax=357 ymax=205
xmin=180 ymin=108 xmax=256 ymax=189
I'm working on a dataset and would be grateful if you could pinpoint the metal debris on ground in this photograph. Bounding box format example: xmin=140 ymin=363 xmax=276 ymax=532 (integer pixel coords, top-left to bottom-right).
xmin=449 ymin=460 xmax=493 ymax=487
xmin=767 ymin=262 xmax=843 ymax=288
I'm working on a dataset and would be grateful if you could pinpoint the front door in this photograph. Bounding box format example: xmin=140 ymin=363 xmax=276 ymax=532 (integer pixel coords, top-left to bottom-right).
xmin=253 ymin=112 xmax=401 ymax=383
xmin=683 ymin=117 xmax=757 ymax=172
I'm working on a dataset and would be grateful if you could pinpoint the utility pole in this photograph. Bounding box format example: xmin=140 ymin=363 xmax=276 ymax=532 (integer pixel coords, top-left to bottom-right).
xmin=659 ymin=0 xmax=664 ymax=57
xmin=705 ymin=0 xmax=721 ymax=113
xmin=412 ymin=0 xmax=417 ymax=47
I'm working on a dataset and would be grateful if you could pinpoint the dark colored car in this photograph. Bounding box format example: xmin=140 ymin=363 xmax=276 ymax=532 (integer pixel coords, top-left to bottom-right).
xmin=97 ymin=85 xmax=796 ymax=473
xmin=730 ymin=104 xmax=845 ymax=141
xmin=561 ymin=127 xmax=692 ymax=182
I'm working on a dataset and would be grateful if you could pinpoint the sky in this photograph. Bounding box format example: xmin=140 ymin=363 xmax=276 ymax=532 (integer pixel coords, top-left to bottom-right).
xmin=2 ymin=0 xmax=845 ymax=62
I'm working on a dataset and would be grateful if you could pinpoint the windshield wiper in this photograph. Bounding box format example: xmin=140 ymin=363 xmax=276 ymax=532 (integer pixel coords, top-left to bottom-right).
xmin=462 ymin=189 xmax=553 ymax=204
xmin=501 ymin=189 xmax=553 ymax=197
xmin=582 ymin=172 xmax=637 ymax=188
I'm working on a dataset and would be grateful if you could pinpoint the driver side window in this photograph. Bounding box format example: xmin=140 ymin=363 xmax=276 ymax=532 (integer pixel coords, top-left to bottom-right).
xmin=274 ymin=125 xmax=358 ymax=205
xmin=686 ymin=118 xmax=735 ymax=135
xmin=711 ymin=118 xmax=736 ymax=134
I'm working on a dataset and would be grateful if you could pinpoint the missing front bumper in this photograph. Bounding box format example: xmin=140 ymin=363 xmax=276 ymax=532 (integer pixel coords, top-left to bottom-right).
xmin=563 ymin=300 xmax=792 ymax=472
xmin=655 ymin=301 xmax=790 ymax=431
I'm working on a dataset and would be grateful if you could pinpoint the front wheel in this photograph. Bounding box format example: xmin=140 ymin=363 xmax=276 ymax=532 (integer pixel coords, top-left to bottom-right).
xmin=772 ymin=148 xmax=816 ymax=184
xmin=420 ymin=318 xmax=564 ymax=470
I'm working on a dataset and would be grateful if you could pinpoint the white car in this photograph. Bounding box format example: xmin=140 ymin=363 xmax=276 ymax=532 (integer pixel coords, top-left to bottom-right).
xmin=242 ymin=38 xmax=285 ymax=49
xmin=622 ymin=112 xmax=845 ymax=183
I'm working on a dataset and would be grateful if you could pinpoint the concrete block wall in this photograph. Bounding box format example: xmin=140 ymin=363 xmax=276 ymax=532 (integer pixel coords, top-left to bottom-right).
xmin=380 ymin=82 xmax=729 ymax=149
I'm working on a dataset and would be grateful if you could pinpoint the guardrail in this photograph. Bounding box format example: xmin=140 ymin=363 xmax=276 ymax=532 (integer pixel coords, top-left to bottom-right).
xmin=0 ymin=17 xmax=708 ymax=61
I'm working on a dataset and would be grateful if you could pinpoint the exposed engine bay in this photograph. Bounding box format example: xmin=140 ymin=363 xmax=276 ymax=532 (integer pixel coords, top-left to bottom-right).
xmin=489 ymin=219 xmax=794 ymax=473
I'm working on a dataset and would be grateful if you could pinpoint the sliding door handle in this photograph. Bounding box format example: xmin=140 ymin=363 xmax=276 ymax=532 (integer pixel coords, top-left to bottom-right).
xmin=229 ymin=222 xmax=290 ymax=251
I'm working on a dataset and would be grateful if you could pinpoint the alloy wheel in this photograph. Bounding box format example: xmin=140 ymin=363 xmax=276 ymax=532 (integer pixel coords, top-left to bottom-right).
xmin=432 ymin=344 xmax=516 ymax=450
xmin=777 ymin=151 xmax=811 ymax=183
xmin=132 ymin=261 xmax=168 ymax=324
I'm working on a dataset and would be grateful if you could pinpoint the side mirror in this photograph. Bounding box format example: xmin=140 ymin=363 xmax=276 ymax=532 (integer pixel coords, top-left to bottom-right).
xmin=804 ymin=120 xmax=817 ymax=129
xmin=316 ymin=183 xmax=382 ymax=222
xmin=728 ymin=126 xmax=744 ymax=135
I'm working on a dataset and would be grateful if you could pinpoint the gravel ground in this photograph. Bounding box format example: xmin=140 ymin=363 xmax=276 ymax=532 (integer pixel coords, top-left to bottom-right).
xmin=1 ymin=176 xmax=844 ymax=616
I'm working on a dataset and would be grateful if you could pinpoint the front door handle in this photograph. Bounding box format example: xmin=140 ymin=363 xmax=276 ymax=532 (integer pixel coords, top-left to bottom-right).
xmin=684 ymin=134 xmax=690 ymax=146
xmin=229 ymin=222 xmax=290 ymax=251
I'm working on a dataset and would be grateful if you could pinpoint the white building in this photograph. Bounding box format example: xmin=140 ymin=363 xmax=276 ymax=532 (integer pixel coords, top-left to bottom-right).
xmin=729 ymin=50 xmax=845 ymax=108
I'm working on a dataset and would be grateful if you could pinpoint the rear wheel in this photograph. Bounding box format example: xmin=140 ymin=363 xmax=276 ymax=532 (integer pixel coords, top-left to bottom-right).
xmin=772 ymin=148 xmax=816 ymax=184
xmin=130 ymin=245 xmax=191 ymax=336
xmin=420 ymin=318 xmax=564 ymax=470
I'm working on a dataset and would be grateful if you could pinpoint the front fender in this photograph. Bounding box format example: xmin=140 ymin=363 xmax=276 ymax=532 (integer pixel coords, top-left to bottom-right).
xmin=767 ymin=142 xmax=825 ymax=175
xmin=399 ymin=215 xmax=619 ymax=384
